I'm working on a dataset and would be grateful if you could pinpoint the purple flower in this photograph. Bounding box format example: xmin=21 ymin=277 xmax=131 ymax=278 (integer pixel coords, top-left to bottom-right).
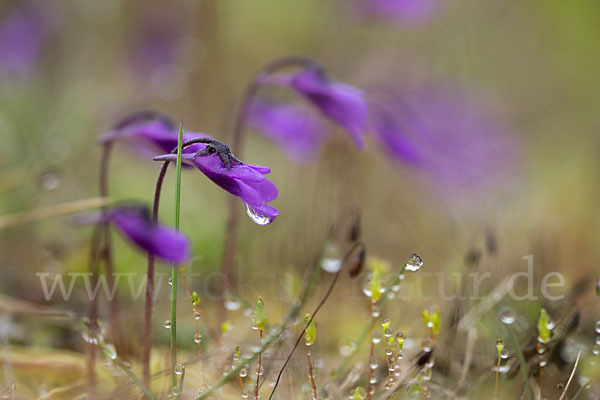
xmin=249 ymin=101 xmax=329 ymax=163
xmin=282 ymin=66 xmax=368 ymax=149
xmin=105 ymin=204 xmax=190 ymax=264
xmin=372 ymin=87 xmax=514 ymax=188
xmin=358 ymin=0 xmax=437 ymax=22
xmin=99 ymin=111 xmax=209 ymax=157
xmin=0 ymin=3 xmax=45 ymax=76
xmin=155 ymin=139 xmax=278 ymax=225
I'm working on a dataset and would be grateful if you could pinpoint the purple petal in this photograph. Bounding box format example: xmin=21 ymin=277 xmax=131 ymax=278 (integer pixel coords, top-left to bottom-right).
xmin=289 ymin=67 xmax=368 ymax=149
xmin=108 ymin=205 xmax=190 ymax=264
xmin=99 ymin=111 xmax=210 ymax=160
xmin=359 ymin=0 xmax=436 ymax=21
xmin=249 ymin=101 xmax=329 ymax=162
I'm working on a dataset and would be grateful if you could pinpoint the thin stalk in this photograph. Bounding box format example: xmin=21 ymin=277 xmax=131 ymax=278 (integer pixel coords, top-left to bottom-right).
xmin=366 ymin=300 xmax=376 ymax=400
xmin=195 ymin=248 xmax=326 ymax=400
xmin=334 ymin=263 xmax=409 ymax=377
xmin=170 ymin=124 xmax=185 ymax=393
xmin=255 ymin=329 xmax=263 ymax=399
xmin=268 ymin=241 xmax=364 ymax=400
xmin=494 ymin=354 xmax=501 ymax=397
xmin=142 ymin=136 xmax=216 ymax=389
xmin=98 ymin=142 xmax=120 ymax=345
xmin=220 ymin=56 xmax=316 ymax=323
xmin=305 ymin=344 xmax=318 ymax=400
xmin=502 ymin=324 xmax=532 ymax=400
xmin=143 ymin=161 xmax=170 ymax=388
xmin=77 ymin=320 xmax=156 ymax=400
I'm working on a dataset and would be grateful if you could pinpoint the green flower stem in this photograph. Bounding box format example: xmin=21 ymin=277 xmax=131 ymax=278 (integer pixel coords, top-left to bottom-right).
xmin=170 ymin=124 xmax=184 ymax=392
xmin=334 ymin=263 xmax=408 ymax=377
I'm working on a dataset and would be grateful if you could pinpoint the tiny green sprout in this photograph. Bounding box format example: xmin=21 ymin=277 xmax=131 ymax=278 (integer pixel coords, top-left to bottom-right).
xmin=496 ymin=337 xmax=504 ymax=358
xmin=190 ymin=291 xmax=200 ymax=306
xmin=537 ymin=308 xmax=551 ymax=343
xmin=254 ymin=296 xmax=266 ymax=330
xmin=235 ymin=344 xmax=241 ymax=360
xmin=370 ymin=269 xmax=383 ymax=302
xmin=352 ymin=386 xmax=365 ymax=400
xmin=221 ymin=321 xmax=232 ymax=333
xmin=381 ymin=318 xmax=390 ymax=330
xmin=430 ymin=307 xmax=441 ymax=335
xmin=421 ymin=308 xmax=430 ymax=326
xmin=396 ymin=332 xmax=405 ymax=350
xmin=305 ymin=314 xmax=317 ymax=346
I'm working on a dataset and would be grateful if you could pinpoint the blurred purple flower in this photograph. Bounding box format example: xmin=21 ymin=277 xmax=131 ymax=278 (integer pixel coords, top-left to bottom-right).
xmin=372 ymin=87 xmax=513 ymax=187
xmin=249 ymin=101 xmax=329 ymax=163
xmin=155 ymin=140 xmax=278 ymax=224
xmin=106 ymin=204 xmax=190 ymax=264
xmin=0 ymin=3 xmax=45 ymax=75
xmin=358 ymin=0 xmax=436 ymax=22
xmin=282 ymin=66 xmax=368 ymax=149
xmin=98 ymin=111 xmax=209 ymax=157
xmin=131 ymin=10 xmax=184 ymax=78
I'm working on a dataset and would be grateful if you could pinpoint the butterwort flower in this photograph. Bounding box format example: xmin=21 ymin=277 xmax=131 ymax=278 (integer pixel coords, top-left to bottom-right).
xmin=98 ymin=111 xmax=209 ymax=157
xmin=276 ymin=65 xmax=368 ymax=149
xmin=249 ymin=101 xmax=329 ymax=163
xmin=82 ymin=204 xmax=190 ymax=264
xmin=371 ymin=86 xmax=514 ymax=188
xmin=0 ymin=3 xmax=46 ymax=76
xmin=357 ymin=0 xmax=437 ymax=22
xmin=155 ymin=138 xmax=278 ymax=224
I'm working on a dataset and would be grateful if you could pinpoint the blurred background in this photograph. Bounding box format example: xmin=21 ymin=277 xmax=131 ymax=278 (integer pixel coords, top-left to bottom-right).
xmin=1 ymin=0 xmax=600 ymax=399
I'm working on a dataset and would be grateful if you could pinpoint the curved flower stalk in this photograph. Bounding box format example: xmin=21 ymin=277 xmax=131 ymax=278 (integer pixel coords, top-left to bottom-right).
xmin=222 ymin=56 xmax=367 ymax=320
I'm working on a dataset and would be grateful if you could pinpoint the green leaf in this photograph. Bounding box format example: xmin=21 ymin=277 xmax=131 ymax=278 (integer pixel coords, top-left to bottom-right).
xmin=254 ymin=296 xmax=266 ymax=330
xmin=496 ymin=337 xmax=505 ymax=358
xmin=304 ymin=314 xmax=316 ymax=346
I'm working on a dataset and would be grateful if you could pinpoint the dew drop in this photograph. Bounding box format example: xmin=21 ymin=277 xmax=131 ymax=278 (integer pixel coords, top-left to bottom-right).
xmin=498 ymin=307 xmax=516 ymax=325
xmin=104 ymin=344 xmax=117 ymax=360
xmin=194 ymin=333 xmax=202 ymax=343
xmin=595 ymin=321 xmax=600 ymax=334
xmin=320 ymin=241 xmax=343 ymax=273
xmin=501 ymin=348 xmax=509 ymax=359
xmin=225 ymin=295 xmax=241 ymax=311
xmin=404 ymin=253 xmax=423 ymax=272
xmin=194 ymin=311 xmax=201 ymax=320
xmin=241 ymin=389 xmax=249 ymax=399
xmin=245 ymin=203 xmax=274 ymax=226
xmin=174 ymin=364 xmax=185 ymax=375
xmin=372 ymin=331 xmax=382 ymax=344
xmin=168 ymin=277 xmax=173 ymax=286
xmin=239 ymin=368 xmax=248 ymax=378
xmin=164 ymin=320 xmax=172 ymax=329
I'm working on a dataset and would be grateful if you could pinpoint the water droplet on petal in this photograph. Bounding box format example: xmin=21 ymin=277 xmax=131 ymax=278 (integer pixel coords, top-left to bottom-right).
xmin=404 ymin=254 xmax=423 ymax=272
xmin=245 ymin=203 xmax=274 ymax=226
